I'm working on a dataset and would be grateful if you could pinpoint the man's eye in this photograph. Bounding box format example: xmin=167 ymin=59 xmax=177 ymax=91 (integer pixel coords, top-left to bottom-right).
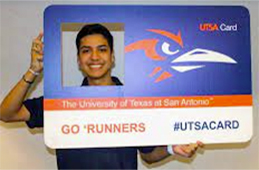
xmin=82 ymin=49 xmax=90 ymax=53
xmin=99 ymin=48 xmax=107 ymax=52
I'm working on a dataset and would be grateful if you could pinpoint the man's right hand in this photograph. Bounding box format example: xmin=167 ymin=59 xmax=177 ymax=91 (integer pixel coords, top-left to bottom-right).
xmin=30 ymin=32 xmax=44 ymax=73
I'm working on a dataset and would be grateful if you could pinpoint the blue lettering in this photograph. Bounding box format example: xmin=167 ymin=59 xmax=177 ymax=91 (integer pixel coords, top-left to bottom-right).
xmin=225 ymin=120 xmax=231 ymax=129
xmin=180 ymin=122 xmax=187 ymax=131
xmin=209 ymin=121 xmax=216 ymax=130
xmin=217 ymin=121 xmax=224 ymax=130
xmin=195 ymin=121 xmax=201 ymax=130
xmin=189 ymin=122 xmax=194 ymax=130
xmin=201 ymin=122 xmax=209 ymax=130
xmin=232 ymin=120 xmax=239 ymax=129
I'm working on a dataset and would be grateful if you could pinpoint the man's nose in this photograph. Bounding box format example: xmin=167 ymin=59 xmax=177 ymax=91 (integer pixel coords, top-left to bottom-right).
xmin=90 ymin=50 xmax=100 ymax=60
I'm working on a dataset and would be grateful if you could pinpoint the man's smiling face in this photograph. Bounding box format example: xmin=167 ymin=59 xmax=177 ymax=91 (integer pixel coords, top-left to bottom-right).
xmin=77 ymin=34 xmax=114 ymax=80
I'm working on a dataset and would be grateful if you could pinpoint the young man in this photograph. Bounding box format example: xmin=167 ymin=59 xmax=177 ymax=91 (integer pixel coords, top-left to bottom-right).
xmin=0 ymin=24 xmax=203 ymax=169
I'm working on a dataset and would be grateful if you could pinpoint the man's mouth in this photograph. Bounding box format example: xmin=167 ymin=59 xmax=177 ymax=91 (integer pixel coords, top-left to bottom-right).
xmin=89 ymin=64 xmax=102 ymax=69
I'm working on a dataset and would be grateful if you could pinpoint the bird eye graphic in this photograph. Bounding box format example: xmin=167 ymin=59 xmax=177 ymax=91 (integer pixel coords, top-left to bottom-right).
xmin=161 ymin=42 xmax=179 ymax=55
xmin=125 ymin=28 xmax=238 ymax=83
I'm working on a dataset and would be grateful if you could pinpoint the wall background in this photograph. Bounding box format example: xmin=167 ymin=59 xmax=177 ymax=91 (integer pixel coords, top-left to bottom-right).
xmin=0 ymin=0 xmax=258 ymax=169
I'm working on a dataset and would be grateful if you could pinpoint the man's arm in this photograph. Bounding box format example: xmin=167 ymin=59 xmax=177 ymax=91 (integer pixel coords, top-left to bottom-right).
xmin=0 ymin=33 xmax=44 ymax=122
xmin=140 ymin=141 xmax=204 ymax=164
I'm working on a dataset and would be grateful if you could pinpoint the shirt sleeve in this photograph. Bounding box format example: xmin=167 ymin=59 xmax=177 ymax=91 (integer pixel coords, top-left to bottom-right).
xmin=23 ymin=96 xmax=44 ymax=128
xmin=138 ymin=146 xmax=156 ymax=154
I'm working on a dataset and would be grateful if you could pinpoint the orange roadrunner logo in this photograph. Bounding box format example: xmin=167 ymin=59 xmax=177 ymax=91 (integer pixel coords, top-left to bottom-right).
xmin=125 ymin=29 xmax=237 ymax=83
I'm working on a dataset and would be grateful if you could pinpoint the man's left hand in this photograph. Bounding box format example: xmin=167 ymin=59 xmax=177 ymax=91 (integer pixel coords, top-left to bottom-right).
xmin=172 ymin=141 xmax=204 ymax=158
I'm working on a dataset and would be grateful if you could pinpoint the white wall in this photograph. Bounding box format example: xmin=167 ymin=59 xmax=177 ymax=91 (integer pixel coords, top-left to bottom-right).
xmin=0 ymin=1 xmax=258 ymax=169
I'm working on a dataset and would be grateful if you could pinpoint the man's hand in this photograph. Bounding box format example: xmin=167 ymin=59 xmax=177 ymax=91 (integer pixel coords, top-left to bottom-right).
xmin=140 ymin=141 xmax=204 ymax=164
xmin=30 ymin=32 xmax=44 ymax=73
xmin=172 ymin=141 xmax=204 ymax=158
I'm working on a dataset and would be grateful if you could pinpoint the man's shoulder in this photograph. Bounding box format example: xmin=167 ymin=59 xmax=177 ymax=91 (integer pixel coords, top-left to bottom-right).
xmin=23 ymin=96 xmax=44 ymax=128
xmin=112 ymin=76 xmax=123 ymax=86
xmin=23 ymin=96 xmax=44 ymax=109
xmin=24 ymin=96 xmax=44 ymax=102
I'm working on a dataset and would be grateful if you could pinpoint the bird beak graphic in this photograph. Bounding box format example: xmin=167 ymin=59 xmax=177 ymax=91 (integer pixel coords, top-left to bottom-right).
xmin=171 ymin=48 xmax=237 ymax=72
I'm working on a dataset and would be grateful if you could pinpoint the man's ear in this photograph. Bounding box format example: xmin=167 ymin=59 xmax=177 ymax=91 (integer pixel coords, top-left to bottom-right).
xmin=111 ymin=51 xmax=115 ymax=68
xmin=112 ymin=51 xmax=116 ymax=62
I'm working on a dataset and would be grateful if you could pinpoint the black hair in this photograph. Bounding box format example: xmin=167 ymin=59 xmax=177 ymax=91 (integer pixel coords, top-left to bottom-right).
xmin=76 ymin=23 xmax=114 ymax=54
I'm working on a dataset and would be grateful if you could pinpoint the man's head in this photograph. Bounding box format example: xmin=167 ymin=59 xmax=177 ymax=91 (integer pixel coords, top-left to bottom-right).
xmin=76 ymin=24 xmax=115 ymax=83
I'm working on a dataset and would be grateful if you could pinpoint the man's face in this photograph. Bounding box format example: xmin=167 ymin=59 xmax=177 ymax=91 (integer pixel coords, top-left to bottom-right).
xmin=77 ymin=34 xmax=114 ymax=80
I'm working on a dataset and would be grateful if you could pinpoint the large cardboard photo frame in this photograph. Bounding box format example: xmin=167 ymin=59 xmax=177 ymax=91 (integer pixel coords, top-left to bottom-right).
xmin=44 ymin=5 xmax=253 ymax=148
